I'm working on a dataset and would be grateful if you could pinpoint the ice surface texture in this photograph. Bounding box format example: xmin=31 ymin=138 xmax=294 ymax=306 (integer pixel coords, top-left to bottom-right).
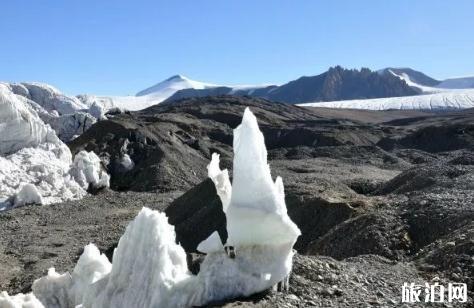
xmin=0 ymin=84 xmax=59 ymax=154
xmin=300 ymin=89 xmax=474 ymax=110
xmin=0 ymin=85 xmax=109 ymax=209
xmin=0 ymin=108 xmax=300 ymax=307
xmin=1 ymin=82 xmax=100 ymax=142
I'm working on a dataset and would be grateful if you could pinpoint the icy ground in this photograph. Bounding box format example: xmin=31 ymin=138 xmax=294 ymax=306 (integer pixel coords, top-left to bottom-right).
xmin=0 ymin=108 xmax=300 ymax=307
xmin=0 ymin=84 xmax=109 ymax=210
xmin=300 ymin=89 xmax=474 ymax=110
xmin=302 ymin=69 xmax=474 ymax=110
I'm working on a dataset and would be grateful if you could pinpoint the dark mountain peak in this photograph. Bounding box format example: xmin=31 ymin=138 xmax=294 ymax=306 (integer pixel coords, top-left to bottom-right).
xmin=327 ymin=65 xmax=344 ymax=72
xmin=380 ymin=67 xmax=440 ymax=87
xmin=164 ymin=67 xmax=420 ymax=105
xmin=265 ymin=66 xmax=418 ymax=104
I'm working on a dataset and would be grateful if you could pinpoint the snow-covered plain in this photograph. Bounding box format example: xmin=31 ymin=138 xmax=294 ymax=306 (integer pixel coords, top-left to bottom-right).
xmin=0 ymin=108 xmax=300 ymax=307
xmin=0 ymin=84 xmax=109 ymax=210
xmin=299 ymin=89 xmax=474 ymax=111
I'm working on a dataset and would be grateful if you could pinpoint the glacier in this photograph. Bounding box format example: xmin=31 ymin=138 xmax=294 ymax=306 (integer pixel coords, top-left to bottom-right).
xmin=309 ymin=68 xmax=474 ymax=111
xmin=0 ymin=84 xmax=59 ymax=154
xmin=0 ymin=84 xmax=109 ymax=210
xmin=299 ymin=89 xmax=474 ymax=111
xmin=1 ymin=82 xmax=101 ymax=142
xmin=0 ymin=108 xmax=300 ymax=307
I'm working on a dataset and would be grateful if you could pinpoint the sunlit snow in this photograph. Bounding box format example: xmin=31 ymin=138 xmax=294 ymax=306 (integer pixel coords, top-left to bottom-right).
xmin=300 ymin=89 xmax=474 ymax=110
xmin=1 ymin=82 xmax=99 ymax=142
xmin=81 ymin=75 xmax=271 ymax=112
xmin=0 ymin=84 xmax=109 ymax=210
xmin=0 ymin=108 xmax=300 ymax=307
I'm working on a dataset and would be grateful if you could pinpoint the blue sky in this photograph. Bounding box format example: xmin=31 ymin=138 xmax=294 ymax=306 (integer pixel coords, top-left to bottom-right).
xmin=1 ymin=0 xmax=473 ymax=95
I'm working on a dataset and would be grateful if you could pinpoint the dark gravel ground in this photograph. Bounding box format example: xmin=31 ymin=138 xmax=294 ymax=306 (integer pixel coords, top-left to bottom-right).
xmin=0 ymin=190 xmax=182 ymax=295
xmin=1 ymin=98 xmax=473 ymax=307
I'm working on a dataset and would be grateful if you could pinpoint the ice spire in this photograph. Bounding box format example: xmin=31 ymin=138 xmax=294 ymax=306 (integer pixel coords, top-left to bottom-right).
xmin=225 ymin=107 xmax=300 ymax=246
xmin=207 ymin=107 xmax=300 ymax=247
xmin=0 ymin=107 xmax=301 ymax=308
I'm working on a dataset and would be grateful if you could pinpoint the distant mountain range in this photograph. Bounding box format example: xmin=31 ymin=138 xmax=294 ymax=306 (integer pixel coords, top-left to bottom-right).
xmin=130 ymin=66 xmax=474 ymax=109
xmin=378 ymin=68 xmax=474 ymax=93
xmin=4 ymin=66 xmax=474 ymax=114
xmin=161 ymin=66 xmax=419 ymax=104
xmin=299 ymin=68 xmax=474 ymax=110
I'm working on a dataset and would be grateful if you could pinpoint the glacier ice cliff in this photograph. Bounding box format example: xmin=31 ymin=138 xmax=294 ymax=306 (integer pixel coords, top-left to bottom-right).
xmin=0 ymin=108 xmax=300 ymax=307
xmin=1 ymin=82 xmax=103 ymax=142
xmin=0 ymin=84 xmax=109 ymax=210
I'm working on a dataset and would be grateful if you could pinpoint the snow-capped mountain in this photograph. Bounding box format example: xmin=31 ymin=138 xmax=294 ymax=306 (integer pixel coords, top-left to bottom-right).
xmin=378 ymin=68 xmax=440 ymax=87
xmin=86 ymin=75 xmax=271 ymax=111
xmin=299 ymin=89 xmax=474 ymax=111
xmin=379 ymin=67 xmax=474 ymax=93
xmin=5 ymin=67 xmax=474 ymax=117
xmin=165 ymin=67 xmax=417 ymax=104
xmin=79 ymin=75 xmax=217 ymax=112
xmin=314 ymin=67 xmax=474 ymax=110
xmin=82 ymin=67 xmax=474 ymax=113
xmin=378 ymin=68 xmax=443 ymax=94
xmin=136 ymin=74 xmax=219 ymax=98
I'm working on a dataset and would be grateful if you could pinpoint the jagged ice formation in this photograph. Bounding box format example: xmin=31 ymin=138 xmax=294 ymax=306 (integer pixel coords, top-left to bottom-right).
xmin=0 ymin=84 xmax=109 ymax=210
xmin=0 ymin=108 xmax=300 ymax=307
xmin=1 ymin=82 xmax=101 ymax=142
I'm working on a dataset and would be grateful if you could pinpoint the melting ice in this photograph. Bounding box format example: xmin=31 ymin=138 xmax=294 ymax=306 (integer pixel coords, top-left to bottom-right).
xmin=0 ymin=108 xmax=300 ymax=307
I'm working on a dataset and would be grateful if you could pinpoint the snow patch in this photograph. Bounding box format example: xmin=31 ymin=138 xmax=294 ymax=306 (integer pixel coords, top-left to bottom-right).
xmin=0 ymin=291 xmax=45 ymax=308
xmin=0 ymin=143 xmax=87 ymax=209
xmin=71 ymin=151 xmax=110 ymax=190
xmin=387 ymin=70 xmax=444 ymax=94
xmin=14 ymin=184 xmax=43 ymax=206
xmin=119 ymin=154 xmax=135 ymax=172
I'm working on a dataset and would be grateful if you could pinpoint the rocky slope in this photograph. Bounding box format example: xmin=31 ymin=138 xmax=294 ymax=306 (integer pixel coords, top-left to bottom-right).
xmin=379 ymin=68 xmax=441 ymax=88
xmin=1 ymin=96 xmax=473 ymax=307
